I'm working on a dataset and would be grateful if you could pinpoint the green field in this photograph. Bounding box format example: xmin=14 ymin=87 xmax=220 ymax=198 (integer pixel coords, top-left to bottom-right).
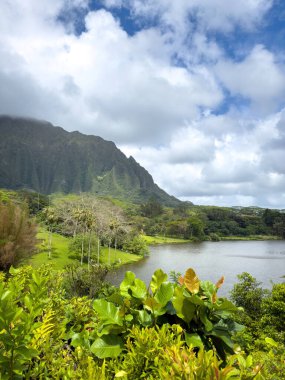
xmin=142 ymin=235 xmax=190 ymax=245
xmin=221 ymin=235 xmax=279 ymax=241
xmin=28 ymin=229 xmax=142 ymax=270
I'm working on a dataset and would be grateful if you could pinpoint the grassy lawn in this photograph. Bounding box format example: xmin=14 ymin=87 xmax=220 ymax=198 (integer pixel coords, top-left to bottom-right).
xmin=220 ymin=235 xmax=280 ymax=241
xmin=28 ymin=229 xmax=142 ymax=270
xmin=142 ymin=234 xmax=279 ymax=244
xmin=100 ymin=247 xmax=142 ymax=266
xmin=142 ymin=235 xmax=190 ymax=245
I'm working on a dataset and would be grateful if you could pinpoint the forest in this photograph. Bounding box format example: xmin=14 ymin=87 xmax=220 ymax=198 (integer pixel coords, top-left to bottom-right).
xmin=0 ymin=189 xmax=284 ymax=379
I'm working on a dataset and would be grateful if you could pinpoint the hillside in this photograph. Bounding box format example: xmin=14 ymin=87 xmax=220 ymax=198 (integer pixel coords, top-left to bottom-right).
xmin=0 ymin=116 xmax=180 ymax=205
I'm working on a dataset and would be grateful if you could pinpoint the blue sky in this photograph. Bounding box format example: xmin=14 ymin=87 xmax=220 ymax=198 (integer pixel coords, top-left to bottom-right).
xmin=0 ymin=0 xmax=285 ymax=207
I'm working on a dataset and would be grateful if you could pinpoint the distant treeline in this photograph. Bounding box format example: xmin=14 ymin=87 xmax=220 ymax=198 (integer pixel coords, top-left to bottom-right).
xmin=1 ymin=189 xmax=284 ymax=243
xmin=135 ymin=197 xmax=285 ymax=240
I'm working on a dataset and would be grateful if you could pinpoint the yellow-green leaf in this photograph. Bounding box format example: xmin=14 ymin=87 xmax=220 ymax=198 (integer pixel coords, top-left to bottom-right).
xmin=115 ymin=370 xmax=127 ymax=378
xmin=265 ymin=337 xmax=278 ymax=347
xmin=184 ymin=268 xmax=200 ymax=294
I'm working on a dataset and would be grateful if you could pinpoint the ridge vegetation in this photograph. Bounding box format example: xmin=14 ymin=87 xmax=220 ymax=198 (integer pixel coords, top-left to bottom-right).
xmin=0 ymin=116 xmax=180 ymax=206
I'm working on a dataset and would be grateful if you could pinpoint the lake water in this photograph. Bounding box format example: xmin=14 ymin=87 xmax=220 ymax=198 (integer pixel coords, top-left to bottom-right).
xmin=109 ymin=241 xmax=285 ymax=296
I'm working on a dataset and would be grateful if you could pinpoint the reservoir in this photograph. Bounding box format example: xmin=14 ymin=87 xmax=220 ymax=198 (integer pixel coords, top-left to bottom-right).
xmin=110 ymin=240 xmax=285 ymax=296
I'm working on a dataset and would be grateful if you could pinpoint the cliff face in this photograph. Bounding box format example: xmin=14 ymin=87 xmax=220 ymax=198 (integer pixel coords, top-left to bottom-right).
xmin=0 ymin=116 xmax=180 ymax=205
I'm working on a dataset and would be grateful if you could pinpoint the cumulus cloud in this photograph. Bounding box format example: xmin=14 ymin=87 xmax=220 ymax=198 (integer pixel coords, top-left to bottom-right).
xmin=215 ymin=45 xmax=285 ymax=113
xmin=104 ymin=0 xmax=272 ymax=32
xmin=120 ymin=111 xmax=285 ymax=207
xmin=0 ymin=0 xmax=285 ymax=208
xmin=0 ymin=3 xmax=224 ymax=144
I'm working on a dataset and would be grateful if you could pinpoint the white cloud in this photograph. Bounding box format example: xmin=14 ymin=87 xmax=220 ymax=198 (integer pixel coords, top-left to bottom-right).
xmin=104 ymin=0 xmax=273 ymax=33
xmin=0 ymin=4 xmax=223 ymax=144
xmin=1 ymin=0 xmax=285 ymax=208
xmin=215 ymin=45 xmax=285 ymax=112
xmin=119 ymin=111 xmax=285 ymax=207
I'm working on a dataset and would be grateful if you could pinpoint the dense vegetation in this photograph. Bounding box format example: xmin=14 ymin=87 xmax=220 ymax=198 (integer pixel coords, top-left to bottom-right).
xmin=0 ymin=189 xmax=149 ymax=269
xmin=0 ymin=188 xmax=284 ymax=272
xmin=0 ymin=187 xmax=281 ymax=255
xmin=136 ymin=197 xmax=285 ymax=241
xmin=0 ymin=265 xmax=284 ymax=379
xmin=0 ymin=189 xmax=284 ymax=378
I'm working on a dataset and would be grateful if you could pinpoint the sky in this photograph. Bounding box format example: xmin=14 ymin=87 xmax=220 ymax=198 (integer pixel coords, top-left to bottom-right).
xmin=1 ymin=0 xmax=285 ymax=208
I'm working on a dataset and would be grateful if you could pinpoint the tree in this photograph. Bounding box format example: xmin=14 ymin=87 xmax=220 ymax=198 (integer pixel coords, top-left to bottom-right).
xmin=187 ymin=215 xmax=205 ymax=240
xmin=44 ymin=195 xmax=130 ymax=266
xmin=166 ymin=220 xmax=188 ymax=239
xmin=261 ymin=282 xmax=285 ymax=340
xmin=273 ymin=214 xmax=285 ymax=238
xmin=123 ymin=233 xmax=149 ymax=256
xmin=230 ymin=272 xmax=267 ymax=320
xmin=0 ymin=201 xmax=37 ymax=270
xmin=17 ymin=190 xmax=49 ymax=215
xmin=140 ymin=197 xmax=163 ymax=218
xmin=262 ymin=208 xmax=280 ymax=227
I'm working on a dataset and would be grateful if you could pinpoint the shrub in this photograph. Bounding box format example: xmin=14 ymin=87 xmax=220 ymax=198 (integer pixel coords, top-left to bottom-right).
xmin=109 ymin=325 xmax=264 ymax=380
xmin=0 ymin=265 xmax=281 ymax=379
xmin=122 ymin=234 xmax=149 ymax=256
xmin=0 ymin=201 xmax=37 ymax=270
xmin=63 ymin=263 xmax=111 ymax=298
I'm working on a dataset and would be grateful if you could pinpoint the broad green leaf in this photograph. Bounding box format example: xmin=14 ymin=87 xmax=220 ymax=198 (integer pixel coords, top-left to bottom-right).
xmin=97 ymin=324 xmax=124 ymax=337
xmin=165 ymin=300 xmax=177 ymax=315
xmin=16 ymin=346 xmax=38 ymax=360
xmin=125 ymin=314 xmax=133 ymax=322
xmin=200 ymin=308 xmax=213 ymax=332
xmin=184 ymin=268 xmax=200 ymax=294
xmin=71 ymin=332 xmax=90 ymax=349
xmin=181 ymin=300 xmax=196 ymax=322
xmin=210 ymin=325 xmax=234 ymax=349
xmin=93 ymin=299 xmax=123 ymax=327
xmin=184 ymin=294 xmax=205 ymax=306
xmin=185 ymin=333 xmax=204 ymax=349
xmin=200 ymin=281 xmax=216 ymax=300
xmin=236 ymin=355 xmax=247 ymax=368
xmin=32 ymin=272 xmax=41 ymax=286
xmin=213 ymin=298 xmax=238 ymax=313
xmin=9 ymin=266 xmax=20 ymax=275
xmin=120 ymin=271 xmax=136 ymax=298
xmin=107 ymin=293 xmax=124 ymax=306
xmin=1 ymin=290 xmax=11 ymax=301
xmin=246 ymin=355 xmax=253 ymax=367
xmin=24 ymin=295 xmax=33 ymax=311
xmin=173 ymin=286 xmax=196 ymax=323
xmin=265 ymin=337 xmax=278 ymax=347
xmin=90 ymin=335 xmax=123 ymax=358
xmin=230 ymin=321 xmax=244 ymax=334
xmin=130 ymin=278 xmax=147 ymax=300
xmin=154 ymin=282 xmax=174 ymax=307
xmin=137 ymin=309 xmax=152 ymax=326
xmin=150 ymin=269 xmax=168 ymax=294
xmin=144 ymin=297 xmax=160 ymax=311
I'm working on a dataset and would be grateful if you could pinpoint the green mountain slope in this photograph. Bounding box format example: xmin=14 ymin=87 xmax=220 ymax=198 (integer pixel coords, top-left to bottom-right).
xmin=0 ymin=115 xmax=180 ymax=205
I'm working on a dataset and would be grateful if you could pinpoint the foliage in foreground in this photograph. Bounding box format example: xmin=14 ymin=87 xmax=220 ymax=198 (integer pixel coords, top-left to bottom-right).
xmin=92 ymin=268 xmax=242 ymax=360
xmin=230 ymin=272 xmax=285 ymax=345
xmin=0 ymin=265 xmax=283 ymax=379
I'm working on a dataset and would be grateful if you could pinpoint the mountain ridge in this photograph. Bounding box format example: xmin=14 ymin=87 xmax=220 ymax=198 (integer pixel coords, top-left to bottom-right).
xmin=0 ymin=115 xmax=181 ymax=206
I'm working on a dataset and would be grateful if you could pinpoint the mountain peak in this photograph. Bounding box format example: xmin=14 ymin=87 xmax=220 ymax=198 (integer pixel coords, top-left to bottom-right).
xmin=0 ymin=116 xmax=180 ymax=206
